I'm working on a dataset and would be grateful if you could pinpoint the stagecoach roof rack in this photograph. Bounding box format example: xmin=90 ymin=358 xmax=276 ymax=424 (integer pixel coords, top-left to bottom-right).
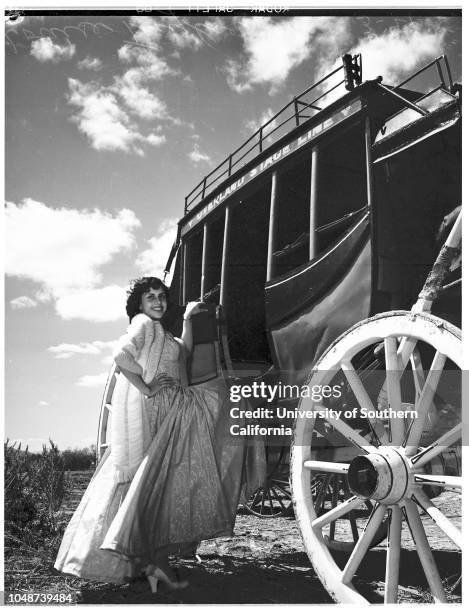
xmin=183 ymin=53 xmax=362 ymax=214
xmin=183 ymin=54 xmax=456 ymax=216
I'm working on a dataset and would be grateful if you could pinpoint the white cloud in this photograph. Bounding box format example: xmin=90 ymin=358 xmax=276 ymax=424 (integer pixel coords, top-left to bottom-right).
xmin=136 ymin=218 xmax=179 ymax=279
xmin=166 ymin=18 xmax=204 ymax=51
xmin=188 ymin=143 xmax=212 ymax=165
xmin=10 ymin=295 xmax=38 ymax=309
xmin=117 ymin=17 xmax=176 ymax=82
xmin=316 ymin=19 xmax=449 ymax=110
xmin=226 ymin=17 xmax=351 ymax=94
xmin=38 ymin=401 xmax=49 ymax=406
xmin=76 ymin=372 xmax=109 ymax=387
xmin=77 ymin=56 xmax=103 ymax=71
xmin=55 ymin=286 xmax=128 ymax=322
xmin=146 ymin=132 xmax=167 ymax=146
xmin=354 ymin=20 xmax=448 ymax=84
xmin=30 ymin=37 xmax=75 ymax=63
xmin=68 ymin=72 xmax=172 ymax=152
xmin=6 ymin=199 xmax=139 ymax=318
xmin=116 ymin=78 xmax=168 ymax=120
xmin=128 ymin=15 xmax=165 ymax=46
xmin=48 ymin=340 xmax=118 ymax=359
xmin=68 ymin=78 xmax=149 ymax=154
xmin=117 ymin=47 xmax=175 ymax=81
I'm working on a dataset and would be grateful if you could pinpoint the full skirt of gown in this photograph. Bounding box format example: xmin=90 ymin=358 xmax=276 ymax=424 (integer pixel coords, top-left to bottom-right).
xmin=54 ymin=376 xmax=265 ymax=584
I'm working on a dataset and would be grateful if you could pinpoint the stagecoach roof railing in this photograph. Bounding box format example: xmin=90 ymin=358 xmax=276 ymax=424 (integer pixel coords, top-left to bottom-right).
xmin=183 ymin=54 xmax=456 ymax=216
xmin=184 ymin=62 xmax=347 ymax=213
xmin=375 ymin=55 xmax=457 ymax=129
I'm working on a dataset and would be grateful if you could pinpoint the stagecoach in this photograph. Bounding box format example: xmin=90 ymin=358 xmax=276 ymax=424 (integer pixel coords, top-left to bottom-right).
xmin=98 ymin=54 xmax=462 ymax=603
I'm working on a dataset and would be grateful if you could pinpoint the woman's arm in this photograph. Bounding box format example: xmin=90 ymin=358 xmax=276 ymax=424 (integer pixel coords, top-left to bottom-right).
xmin=180 ymin=301 xmax=207 ymax=354
xmin=180 ymin=317 xmax=194 ymax=355
xmin=118 ymin=367 xmax=151 ymax=396
xmin=118 ymin=368 xmax=174 ymax=397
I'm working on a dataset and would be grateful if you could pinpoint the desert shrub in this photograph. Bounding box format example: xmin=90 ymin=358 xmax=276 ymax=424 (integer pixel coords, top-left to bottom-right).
xmin=62 ymin=445 xmax=96 ymax=470
xmin=4 ymin=439 xmax=71 ymax=547
xmin=4 ymin=440 xmax=38 ymax=535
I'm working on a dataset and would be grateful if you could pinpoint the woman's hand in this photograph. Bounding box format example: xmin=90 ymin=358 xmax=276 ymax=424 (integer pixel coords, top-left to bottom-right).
xmin=146 ymin=374 xmax=175 ymax=397
xmin=183 ymin=301 xmax=207 ymax=320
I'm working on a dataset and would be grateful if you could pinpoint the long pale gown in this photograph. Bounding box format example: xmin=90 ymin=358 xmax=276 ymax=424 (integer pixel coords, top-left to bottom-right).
xmin=54 ymin=317 xmax=265 ymax=584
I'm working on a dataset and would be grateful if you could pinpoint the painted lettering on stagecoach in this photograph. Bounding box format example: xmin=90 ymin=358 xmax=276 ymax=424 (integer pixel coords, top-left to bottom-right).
xmin=182 ymin=98 xmax=362 ymax=235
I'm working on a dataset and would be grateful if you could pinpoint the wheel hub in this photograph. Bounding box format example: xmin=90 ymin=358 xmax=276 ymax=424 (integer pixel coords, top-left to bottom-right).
xmin=347 ymin=447 xmax=410 ymax=504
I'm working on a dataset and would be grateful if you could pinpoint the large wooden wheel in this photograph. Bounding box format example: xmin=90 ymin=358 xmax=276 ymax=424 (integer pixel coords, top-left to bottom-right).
xmin=291 ymin=311 xmax=461 ymax=603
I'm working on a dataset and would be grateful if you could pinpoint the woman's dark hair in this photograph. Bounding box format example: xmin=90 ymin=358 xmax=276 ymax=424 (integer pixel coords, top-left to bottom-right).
xmin=126 ymin=277 xmax=171 ymax=323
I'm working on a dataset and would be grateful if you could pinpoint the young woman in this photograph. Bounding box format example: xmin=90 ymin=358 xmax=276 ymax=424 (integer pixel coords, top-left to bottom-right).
xmin=54 ymin=277 xmax=264 ymax=592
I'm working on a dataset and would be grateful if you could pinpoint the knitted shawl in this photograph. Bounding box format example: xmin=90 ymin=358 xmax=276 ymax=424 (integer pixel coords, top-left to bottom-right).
xmin=111 ymin=313 xmax=165 ymax=483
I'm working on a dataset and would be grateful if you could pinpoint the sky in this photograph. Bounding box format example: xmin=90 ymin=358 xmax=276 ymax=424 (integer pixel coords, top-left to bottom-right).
xmin=4 ymin=7 xmax=462 ymax=452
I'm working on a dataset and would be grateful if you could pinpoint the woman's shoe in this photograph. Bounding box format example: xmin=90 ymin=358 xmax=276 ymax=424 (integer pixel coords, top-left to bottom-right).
xmin=146 ymin=572 xmax=159 ymax=593
xmin=145 ymin=565 xmax=189 ymax=592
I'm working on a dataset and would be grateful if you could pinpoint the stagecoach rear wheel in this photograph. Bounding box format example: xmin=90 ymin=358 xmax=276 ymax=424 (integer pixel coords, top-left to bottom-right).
xmin=243 ymin=445 xmax=293 ymax=517
xmin=291 ymin=311 xmax=461 ymax=603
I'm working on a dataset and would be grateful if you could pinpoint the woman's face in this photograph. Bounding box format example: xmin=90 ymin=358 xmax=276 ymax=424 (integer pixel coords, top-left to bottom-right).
xmin=140 ymin=287 xmax=168 ymax=320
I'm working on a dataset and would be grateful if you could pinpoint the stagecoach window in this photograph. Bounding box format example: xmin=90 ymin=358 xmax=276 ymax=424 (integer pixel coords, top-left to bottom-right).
xmin=184 ymin=228 xmax=203 ymax=301
xmin=269 ymin=124 xmax=367 ymax=280
xmin=315 ymin=124 xmax=367 ymax=253
xmin=224 ymin=184 xmax=271 ymax=362
xmin=273 ymin=153 xmax=311 ymax=277
xmin=202 ymin=213 xmax=224 ymax=304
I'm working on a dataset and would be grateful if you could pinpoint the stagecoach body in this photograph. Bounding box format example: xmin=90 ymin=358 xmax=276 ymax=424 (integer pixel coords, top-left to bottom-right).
xmin=167 ymin=55 xmax=461 ymax=390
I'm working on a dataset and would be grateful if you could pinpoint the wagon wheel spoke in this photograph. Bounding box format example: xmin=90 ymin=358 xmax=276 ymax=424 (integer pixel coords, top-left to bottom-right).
xmin=274 ymin=479 xmax=292 ymax=499
xmin=314 ymin=474 xmax=332 ymax=515
xmin=404 ymin=500 xmax=447 ymax=602
xmin=341 ymin=360 xmax=385 ymax=444
xmin=303 ymin=460 xmax=349 ymax=474
xmin=413 ymin=473 xmax=461 ymax=491
xmin=384 ymin=337 xmax=405 ymax=445
xmin=270 ymin=483 xmax=287 ymax=511
xmin=384 ymin=505 xmax=402 ymax=603
xmin=341 ymin=503 xmax=387 ymax=584
xmin=311 ymin=496 xmax=363 ymax=530
xmin=341 ymin=479 xmax=360 ymax=542
xmin=410 ymin=424 xmax=461 ymax=468
xmin=329 ymin=475 xmax=340 ymax=540
xmin=271 ymin=480 xmax=290 ymax=497
xmin=410 ymin=346 xmax=425 ymax=399
xmin=318 ymin=409 xmax=375 ymax=453
xmin=349 ymin=509 xmax=359 ymax=542
xmin=272 ymin=477 xmax=289 ymax=487
xmin=396 ymin=336 xmax=418 ymax=370
xmin=404 ymin=351 xmax=446 ymax=452
xmin=266 ymin=485 xmax=274 ymax=514
xmin=258 ymin=490 xmax=266 ymax=515
xmin=249 ymin=487 xmax=262 ymax=509
xmin=411 ymin=490 xmax=462 ymax=548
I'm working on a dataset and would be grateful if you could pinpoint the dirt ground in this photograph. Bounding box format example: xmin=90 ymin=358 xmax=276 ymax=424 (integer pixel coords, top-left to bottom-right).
xmin=4 ymin=472 xmax=461 ymax=605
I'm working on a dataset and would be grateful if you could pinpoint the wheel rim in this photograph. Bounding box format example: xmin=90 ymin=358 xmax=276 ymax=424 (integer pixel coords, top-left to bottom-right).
xmin=96 ymin=364 xmax=117 ymax=463
xmin=291 ymin=312 xmax=461 ymax=603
